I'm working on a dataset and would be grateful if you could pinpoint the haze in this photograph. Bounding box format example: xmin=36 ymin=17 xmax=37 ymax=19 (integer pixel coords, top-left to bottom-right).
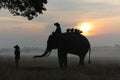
xmin=0 ymin=0 xmax=120 ymax=48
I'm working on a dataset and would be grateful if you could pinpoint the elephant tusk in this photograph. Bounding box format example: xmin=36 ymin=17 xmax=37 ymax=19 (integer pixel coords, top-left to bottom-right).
xmin=45 ymin=50 xmax=52 ymax=57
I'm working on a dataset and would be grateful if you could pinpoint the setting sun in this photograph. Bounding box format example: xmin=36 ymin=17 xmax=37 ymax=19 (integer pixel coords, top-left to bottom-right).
xmin=76 ymin=22 xmax=93 ymax=36
xmin=80 ymin=23 xmax=91 ymax=32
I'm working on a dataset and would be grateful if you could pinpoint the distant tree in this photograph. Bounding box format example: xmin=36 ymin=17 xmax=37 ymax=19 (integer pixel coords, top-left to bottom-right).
xmin=0 ymin=0 xmax=47 ymax=20
xmin=114 ymin=44 xmax=120 ymax=48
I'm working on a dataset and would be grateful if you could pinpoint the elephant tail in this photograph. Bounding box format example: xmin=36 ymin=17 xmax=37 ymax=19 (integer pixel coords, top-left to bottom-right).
xmin=88 ymin=46 xmax=91 ymax=64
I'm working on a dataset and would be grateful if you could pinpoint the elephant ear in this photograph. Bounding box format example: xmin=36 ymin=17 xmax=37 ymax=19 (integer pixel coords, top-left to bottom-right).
xmin=47 ymin=34 xmax=59 ymax=49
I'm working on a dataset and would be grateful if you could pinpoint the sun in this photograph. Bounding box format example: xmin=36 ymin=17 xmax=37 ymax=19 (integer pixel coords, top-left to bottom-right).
xmin=80 ymin=23 xmax=91 ymax=32
xmin=76 ymin=22 xmax=92 ymax=36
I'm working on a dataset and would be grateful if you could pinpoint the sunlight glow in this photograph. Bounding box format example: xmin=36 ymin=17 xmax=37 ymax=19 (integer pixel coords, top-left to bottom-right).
xmin=80 ymin=23 xmax=91 ymax=32
xmin=76 ymin=22 xmax=93 ymax=36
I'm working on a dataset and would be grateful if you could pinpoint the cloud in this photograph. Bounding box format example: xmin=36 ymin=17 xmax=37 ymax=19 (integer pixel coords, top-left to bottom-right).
xmin=45 ymin=0 xmax=120 ymax=24
xmin=0 ymin=16 xmax=24 ymax=21
xmin=82 ymin=0 xmax=120 ymax=5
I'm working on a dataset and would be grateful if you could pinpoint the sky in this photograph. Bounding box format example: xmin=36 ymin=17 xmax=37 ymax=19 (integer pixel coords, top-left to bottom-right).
xmin=0 ymin=0 xmax=120 ymax=48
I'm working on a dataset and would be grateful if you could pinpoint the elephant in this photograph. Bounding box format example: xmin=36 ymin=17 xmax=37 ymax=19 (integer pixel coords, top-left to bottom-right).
xmin=33 ymin=31 xmax=91 ymax=69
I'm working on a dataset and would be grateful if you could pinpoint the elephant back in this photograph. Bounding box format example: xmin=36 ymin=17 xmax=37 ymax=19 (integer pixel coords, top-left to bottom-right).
xmin=66 ymin=28 xmax=82 ymax=34
xmin=50 ymin=29 xmax=88 ymax=45
xmin=57 ymin=32 xmax=90 ymax=51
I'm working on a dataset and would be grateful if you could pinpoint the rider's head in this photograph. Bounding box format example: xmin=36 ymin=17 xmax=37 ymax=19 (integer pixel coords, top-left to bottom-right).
xmin=54 ymin=22 xmax=60 ymax=27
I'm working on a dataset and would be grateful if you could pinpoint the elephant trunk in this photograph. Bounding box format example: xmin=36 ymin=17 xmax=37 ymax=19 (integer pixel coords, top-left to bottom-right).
xmin=88 ymin=45 xmax=91 ymax=64
xmin=33 ymin=48 xmax=51 ymax=59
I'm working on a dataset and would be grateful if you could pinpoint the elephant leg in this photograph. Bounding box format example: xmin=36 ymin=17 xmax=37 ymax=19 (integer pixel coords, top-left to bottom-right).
xmin=79 ymin=56 xmax=84 ymax=65
xmin=63 ymin=53 xmax=67 ymax=68
xmin=79 ymin=54 xmax=86 ymax=66
xmin=58 ymin=50 xmax=64 ymax=68
xmin=79 ymin=50 xmax=88 ymax=66
xmin=58 ymin=50 xmax=67 ymax=69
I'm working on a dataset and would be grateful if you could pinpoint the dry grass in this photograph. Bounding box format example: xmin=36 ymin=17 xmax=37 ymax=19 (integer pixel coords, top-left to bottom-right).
xmin=0 ymin=55 xmax=120 ymax=80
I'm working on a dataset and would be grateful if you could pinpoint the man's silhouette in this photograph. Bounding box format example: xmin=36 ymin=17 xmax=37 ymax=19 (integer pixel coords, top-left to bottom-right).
xmin=54 ymin=22 xmax=62 ymax=35
xmin=14 ymin=45 xmax=20 ymax=68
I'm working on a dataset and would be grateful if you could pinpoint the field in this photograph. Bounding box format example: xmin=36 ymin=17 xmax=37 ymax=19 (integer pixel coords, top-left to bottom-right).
xmin=0 ymin=47 xmax=120 ymax=80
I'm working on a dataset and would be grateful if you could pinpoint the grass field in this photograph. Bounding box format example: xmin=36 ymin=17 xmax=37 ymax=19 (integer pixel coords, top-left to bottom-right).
xmin=0 ymin=56 xmax=120 ymax=80
xmin=0 ymin=47 xmax=120 ymax=80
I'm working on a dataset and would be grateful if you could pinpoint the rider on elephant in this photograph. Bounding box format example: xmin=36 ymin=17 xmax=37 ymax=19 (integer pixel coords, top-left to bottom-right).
xmin=54 ymin=22 xmax=62 ymax=36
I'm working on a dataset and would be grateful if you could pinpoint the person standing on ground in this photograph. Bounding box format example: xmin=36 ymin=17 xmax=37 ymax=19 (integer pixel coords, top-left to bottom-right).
xmin=14 ymin=45 xmax=20 ymax=68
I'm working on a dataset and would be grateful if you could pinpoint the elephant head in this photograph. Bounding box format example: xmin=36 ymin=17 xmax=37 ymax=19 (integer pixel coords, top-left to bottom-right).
xmin=33 ymin=34 xmax=57 ymax=58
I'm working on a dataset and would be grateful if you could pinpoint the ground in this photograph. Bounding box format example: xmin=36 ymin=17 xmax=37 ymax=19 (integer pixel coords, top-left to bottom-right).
xmin=0 ymin=56 xmax=120 ymax=80
xmin=0 ymin=47 xmax=120 ymax=80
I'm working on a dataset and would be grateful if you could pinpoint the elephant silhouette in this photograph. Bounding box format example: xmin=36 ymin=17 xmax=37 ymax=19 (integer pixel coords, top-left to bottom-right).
xmin=33 ymin=30 xmax=91 ymax=69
